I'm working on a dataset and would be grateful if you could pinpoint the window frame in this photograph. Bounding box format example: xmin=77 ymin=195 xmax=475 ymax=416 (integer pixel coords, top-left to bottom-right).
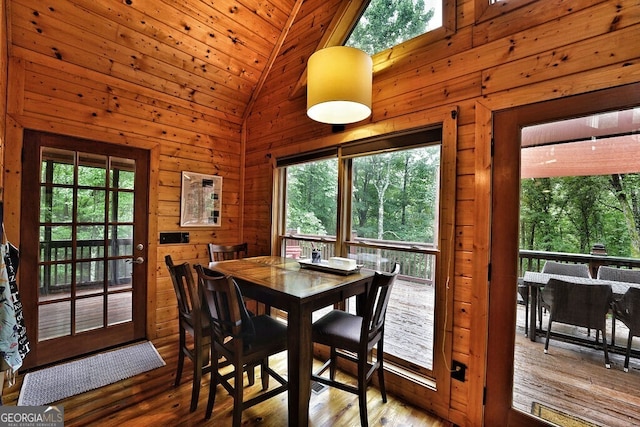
xmin=271 ymin=107 xmax=457 ymax=405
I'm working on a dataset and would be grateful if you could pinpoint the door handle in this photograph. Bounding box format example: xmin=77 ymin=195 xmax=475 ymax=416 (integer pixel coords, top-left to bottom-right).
xmin=126 ymin=257 xmax=145 ymax=265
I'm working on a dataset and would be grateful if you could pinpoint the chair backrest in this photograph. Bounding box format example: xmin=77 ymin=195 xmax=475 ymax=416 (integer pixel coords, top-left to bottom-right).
xmin=541 ymin=261 xmax=591 ymax=278
xmin=543 ymin=278 xmax=612 ymax=329
xmin=194 ymin=264 xmax=255 ymax=346
xmin=363 ymin=263 xmax=400 ymax=343
xmin=165 ymin=255 xmax=200 ymax=321
xmin=597 ymin=266 xmax=640 ymax=284
xmin=208 ymin=243 xmax=248 ymax=262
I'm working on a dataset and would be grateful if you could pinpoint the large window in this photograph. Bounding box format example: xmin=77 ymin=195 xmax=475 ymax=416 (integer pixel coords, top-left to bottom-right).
xmin=275 ymin=129 xmax=444 ymax=377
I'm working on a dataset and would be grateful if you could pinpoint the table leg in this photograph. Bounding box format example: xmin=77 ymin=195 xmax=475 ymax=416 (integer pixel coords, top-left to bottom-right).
xmin=529 ymin=285 xmax=537 ymax=341
xmin=287 ymin=305 xmax=312 ymax=427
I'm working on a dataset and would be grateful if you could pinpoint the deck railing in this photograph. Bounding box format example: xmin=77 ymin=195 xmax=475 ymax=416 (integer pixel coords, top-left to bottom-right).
xmin=518 ymin=247 xmax=640 ymax=278
xmin=39 ymin=238 xmax=133 ymax=294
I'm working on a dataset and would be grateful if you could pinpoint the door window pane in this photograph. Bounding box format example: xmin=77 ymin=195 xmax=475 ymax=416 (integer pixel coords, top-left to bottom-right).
xmin=110 ymin=190 xmax=134 ymax=222
xmin=78 ymin=153 xmax=107 ymax=187
xmin=39 ymin=301 xmax=70 ymax=340
xmin=111 ymin=157 xmax=135 ymax=189
xmin=108 ymin=292 xmax=132 ymax=325
xmin=76 ymin=296 xmax=104 ymax=332
xmin=77 ymin=189 xmax=106 ymax=222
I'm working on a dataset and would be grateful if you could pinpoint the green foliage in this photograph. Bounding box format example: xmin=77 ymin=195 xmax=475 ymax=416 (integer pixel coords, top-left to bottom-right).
xmin=520 ymin=174 xmax=640 ymax=257
xmin=286 ymin=159 xmax=338 ymax=235
xmin=286 ymin=146 xmax=440 ymax=244
xmin=345 ymin=0 xmax=435 ymax=55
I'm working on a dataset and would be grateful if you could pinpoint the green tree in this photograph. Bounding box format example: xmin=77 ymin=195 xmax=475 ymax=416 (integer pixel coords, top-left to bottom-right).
xmin=345 ymin=0 xmax=435 ymax=55
xmin=607 ymin=173 xmax=640 ymax=257
xmin=286 ymin=159 xmax=337 ymax=235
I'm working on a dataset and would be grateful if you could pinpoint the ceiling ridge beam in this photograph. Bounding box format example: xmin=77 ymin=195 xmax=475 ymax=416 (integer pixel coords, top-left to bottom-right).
xmin=242 ymin=0 xmax=305 ymax=124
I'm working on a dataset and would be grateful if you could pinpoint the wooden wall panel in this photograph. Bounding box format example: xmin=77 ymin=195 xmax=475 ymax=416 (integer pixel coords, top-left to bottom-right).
xmin=244 ymin=0 xmax=640 ymax=424
xmin=5 ymin=50 xmax=244 ymax=346
xmin=1 ymin=0 xmax=639 ymax=423
xmin=0 ymin=0 xmax=7 ymax=197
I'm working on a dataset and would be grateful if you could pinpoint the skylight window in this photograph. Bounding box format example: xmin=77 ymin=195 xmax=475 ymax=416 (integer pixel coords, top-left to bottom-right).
xmin=345 ymin=0 xmax=441 ymax=55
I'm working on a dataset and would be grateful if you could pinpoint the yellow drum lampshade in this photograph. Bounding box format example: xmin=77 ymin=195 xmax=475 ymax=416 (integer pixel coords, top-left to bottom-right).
xmin=307 ymin=46 xmax=373 ymax=125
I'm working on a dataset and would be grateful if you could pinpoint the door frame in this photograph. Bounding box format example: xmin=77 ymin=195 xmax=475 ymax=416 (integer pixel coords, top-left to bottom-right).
xmin=9 ymin=128 xmax=157 ymax=369
xmin=484 ymin=82 xmax=640 ymax=425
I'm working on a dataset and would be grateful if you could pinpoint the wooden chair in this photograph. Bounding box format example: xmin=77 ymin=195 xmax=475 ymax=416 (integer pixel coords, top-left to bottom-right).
xmin=207 ymin=243 xmax=248 ymax=262
xmin=194 ymin=265 xmax=288 ymax=427
xmin=612 ymin=287 xmax=640 ymax=372
xmin=311 ymin=263 xmax=400 ymax=427
xmin=542 ymin=278 xmax=613 ymax=368
xmin=165 ymin=255 xmax=211 ymax=412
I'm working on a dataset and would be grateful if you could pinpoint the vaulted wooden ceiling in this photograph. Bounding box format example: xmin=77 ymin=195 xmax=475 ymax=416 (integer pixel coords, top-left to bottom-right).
xmin=7 ymin=0 xmax=321 ymax=127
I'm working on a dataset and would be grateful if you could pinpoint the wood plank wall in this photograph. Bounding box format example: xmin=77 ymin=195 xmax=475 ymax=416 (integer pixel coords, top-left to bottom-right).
xmin=1 ymin=0 xmax=639 ymax=425
xmin=2 ymin=16 xmax=245 ymax=351
xmin=244 ymin=0 xmax=640 ymax=425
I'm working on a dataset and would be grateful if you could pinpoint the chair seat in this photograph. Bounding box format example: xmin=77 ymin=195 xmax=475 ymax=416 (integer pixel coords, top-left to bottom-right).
xmin=313 ymin=310 xmax=362 ymax=349
xmin=240 ymin=314 xmax=287 ymax=353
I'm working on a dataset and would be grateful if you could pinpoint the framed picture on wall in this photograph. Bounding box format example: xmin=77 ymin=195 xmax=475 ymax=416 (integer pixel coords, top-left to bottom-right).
xmin=180 ymin=171 xmax=222 ymax=227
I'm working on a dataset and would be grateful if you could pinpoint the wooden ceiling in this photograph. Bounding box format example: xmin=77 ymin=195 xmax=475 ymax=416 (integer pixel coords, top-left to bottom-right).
xmin=7 ymin=0 xmax=307 ymax=126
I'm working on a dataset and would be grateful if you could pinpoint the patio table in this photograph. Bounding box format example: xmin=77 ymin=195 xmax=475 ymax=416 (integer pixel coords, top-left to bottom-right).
xmin=523 ymin=271 xmax=639 ymax=342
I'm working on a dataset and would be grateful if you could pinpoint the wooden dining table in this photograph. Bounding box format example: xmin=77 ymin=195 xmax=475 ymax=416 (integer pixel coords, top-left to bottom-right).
xmin=208 ymin=255 xmax=375 ymax=427
xmin=523 ymin=271 xmax=639 ymax=342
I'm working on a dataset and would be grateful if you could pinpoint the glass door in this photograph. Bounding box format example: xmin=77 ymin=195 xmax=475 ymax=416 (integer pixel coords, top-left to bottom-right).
xmin=20 ymin=130 xmax=149 ymax=368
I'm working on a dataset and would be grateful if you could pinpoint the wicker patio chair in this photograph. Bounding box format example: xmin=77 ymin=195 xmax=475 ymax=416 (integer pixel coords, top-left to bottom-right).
xmin=612 ymin=287 xmax=640 ymax=372
xmin=539 ymin=261 xmax=592 ymax=329
xmin=542 ymin=278 xmax=613 ymax=368
xmin=597 ymin=266 xmax=640 ymax=346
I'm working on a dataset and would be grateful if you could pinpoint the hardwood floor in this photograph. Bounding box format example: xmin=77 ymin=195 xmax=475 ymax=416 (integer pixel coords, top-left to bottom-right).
xmin=1 ymin=335 xmax=452 ymax=427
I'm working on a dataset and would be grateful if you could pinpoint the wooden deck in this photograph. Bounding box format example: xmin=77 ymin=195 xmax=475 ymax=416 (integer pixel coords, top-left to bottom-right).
xmin=514 ymin=303 xmax=640 ymax=426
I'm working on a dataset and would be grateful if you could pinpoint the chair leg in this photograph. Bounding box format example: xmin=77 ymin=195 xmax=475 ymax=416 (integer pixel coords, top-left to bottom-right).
xmin=232 ymin=363 xmax=244 ymax=427
xmin=357 ymin=355 xmax=369 ymax=427
xmin=261 ymin=358 xmax=270 ymax=390
xmin=191 ymin=359 xmax=201 ymax=412
xmin=329 ymin=347 xmax=338 ymax=380
xmin=377 ymin=343 xmax=387 ymax=403
xmin=247 ymin=364 xmax=256 ymax=386
xmin=190 ymin=341 xmax=208 ymax=412
xmin=544 ymin=319 xmax=552 ymax=354
xmin=624 ymin=332 xmax=633 ymax=373
xmin=175 ymin=330 xmax=186 ymax=387
xmin=205 ymin=355 xmax=220 ymax=420
xmin=524 ymin=291 xmax=529 ymax=337
xmin=601 ymin=327 xmax=611 ymax=369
